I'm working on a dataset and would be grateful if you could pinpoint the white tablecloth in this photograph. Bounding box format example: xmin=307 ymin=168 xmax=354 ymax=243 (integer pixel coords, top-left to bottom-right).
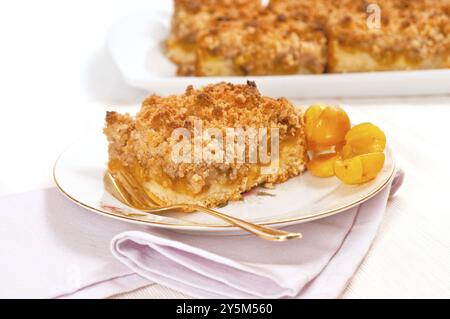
xmin=111 ymin=96 xmax=450 ymax=299
xmin=0 ymin=0 xmax=449 ymax=299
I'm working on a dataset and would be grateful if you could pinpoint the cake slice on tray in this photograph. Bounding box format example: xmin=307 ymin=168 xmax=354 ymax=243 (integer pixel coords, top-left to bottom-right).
xmin=166 ymin=0 xmax=263 ymax=75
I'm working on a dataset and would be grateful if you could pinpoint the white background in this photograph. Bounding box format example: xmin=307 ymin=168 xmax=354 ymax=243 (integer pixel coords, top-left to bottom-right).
xmin=0 ymin=1 xmax=449 ymax=298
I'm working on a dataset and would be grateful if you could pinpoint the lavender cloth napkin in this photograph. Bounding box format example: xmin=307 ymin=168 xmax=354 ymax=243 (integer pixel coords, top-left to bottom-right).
xmin=0 ymin=171 xmax=403 ymax=298
xmin=0 ymin=188 xmax=150 ymax=298
xmin=111 ymin=171 xmax=404 ymax=299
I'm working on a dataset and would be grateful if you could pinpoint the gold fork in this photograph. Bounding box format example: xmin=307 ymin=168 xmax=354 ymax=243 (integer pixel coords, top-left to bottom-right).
xmin=103 ymin=170 xmax=302 ymax=242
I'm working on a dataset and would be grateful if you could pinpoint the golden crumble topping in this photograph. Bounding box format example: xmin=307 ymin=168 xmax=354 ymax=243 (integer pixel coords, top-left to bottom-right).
xmin=104 ymin=82 xmax=307 ymax=207
xmin=170 ymin=0 xmax=262 ymax=41
xmin=166 ymin=0 xmax=450 ymax=75
xmin=327 ymin=0 xmax=450 ymax=70
xmin=138 ymin=81 xmax=302 ymax=137
xmin=195 ymin=8 xmax=327 ymax=75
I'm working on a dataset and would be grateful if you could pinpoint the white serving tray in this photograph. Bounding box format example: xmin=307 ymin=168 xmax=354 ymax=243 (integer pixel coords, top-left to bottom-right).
xmin=107 ymin=12 xmax=450 ymax=99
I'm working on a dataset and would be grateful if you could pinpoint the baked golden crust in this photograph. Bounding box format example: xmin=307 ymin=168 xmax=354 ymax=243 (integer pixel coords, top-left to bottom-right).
xmin=104 ymin=82 xmax=307 ymax=207
xmin=166 ymin=0 xmax=450 ymax=75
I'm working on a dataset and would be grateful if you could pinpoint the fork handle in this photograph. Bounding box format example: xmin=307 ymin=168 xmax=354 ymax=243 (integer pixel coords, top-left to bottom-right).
xmin=147 ymin=205 xmax=302 ymax=242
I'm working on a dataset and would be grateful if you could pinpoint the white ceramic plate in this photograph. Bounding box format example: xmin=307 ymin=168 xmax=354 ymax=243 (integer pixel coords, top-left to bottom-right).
xmin=54 ymin=131 xmax=396 ymax=233
xmin=107 ymin=11 xmax=450 ymax=99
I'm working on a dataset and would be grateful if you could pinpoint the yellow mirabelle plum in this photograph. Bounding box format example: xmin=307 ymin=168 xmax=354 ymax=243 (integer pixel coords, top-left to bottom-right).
xmin=307 ymin=153 xmax=339 ymax=178
xmin=344 ymin=123 xmax=386 ymax=155
xmin=334 ymin=156 xmax=364 ymax=185
xmin=304 ymin=104 xmax=351 ymax=148
xmin=359 ymin=152 xmax=386 ymax=183
xmin=334 ymin=152 xmax=385 ymax=185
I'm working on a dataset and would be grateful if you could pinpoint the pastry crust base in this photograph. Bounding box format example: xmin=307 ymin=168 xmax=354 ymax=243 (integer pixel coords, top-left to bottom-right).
xmin=327 ymin=41 xmax=450 ymax=73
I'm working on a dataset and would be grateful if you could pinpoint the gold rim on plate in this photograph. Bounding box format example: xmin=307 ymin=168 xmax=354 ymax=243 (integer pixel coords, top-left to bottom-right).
xmin=53 ymin=148 xmax=396 ymax=230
